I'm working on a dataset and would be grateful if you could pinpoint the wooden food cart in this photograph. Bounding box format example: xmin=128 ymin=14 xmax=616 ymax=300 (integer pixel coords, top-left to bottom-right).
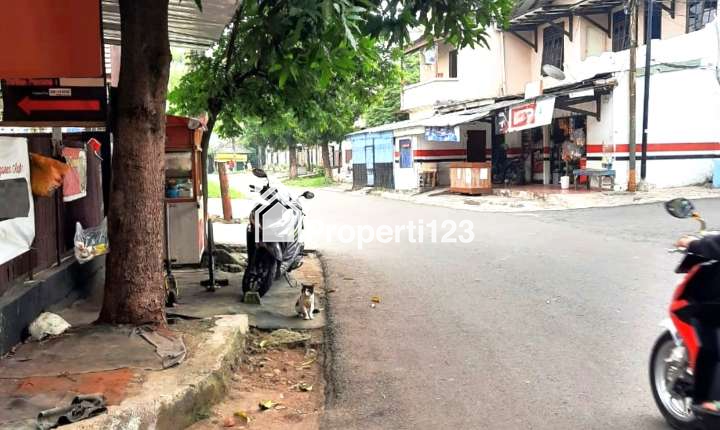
xmin=165 ymin=115 xmax=205 ymax=265
xmin=449 ymin=162 xmax=492 ymax=195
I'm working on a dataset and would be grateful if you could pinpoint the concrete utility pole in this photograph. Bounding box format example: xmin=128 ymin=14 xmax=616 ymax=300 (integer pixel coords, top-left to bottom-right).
xmin=627 ymin=0 xmax=638 ymax=192
xmin=218 ymin=161 xmax=233 ymax=221
xmin=639 ymin=0 xmax=654 ymax=189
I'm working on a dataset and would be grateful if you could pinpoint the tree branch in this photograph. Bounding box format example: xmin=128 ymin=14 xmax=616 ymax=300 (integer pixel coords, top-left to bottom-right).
xmin=223 ymin=2 xmax=245 ymax=77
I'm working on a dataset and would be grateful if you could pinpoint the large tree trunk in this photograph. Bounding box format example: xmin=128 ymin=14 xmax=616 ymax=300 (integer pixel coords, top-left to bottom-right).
xmin=288 ymin=144 xmax=298 ymax=179
xmin=99 ymin=0 xmax=171 ymax=325
xmin=321 ymin=141 xmax=332 ymax=180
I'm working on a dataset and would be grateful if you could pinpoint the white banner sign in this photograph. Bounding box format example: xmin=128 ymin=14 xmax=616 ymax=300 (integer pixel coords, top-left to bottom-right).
xmin=0 ymin=137 xmax=34 ymax=264
xmin=505 ymin=97 xmax=556 ymax=134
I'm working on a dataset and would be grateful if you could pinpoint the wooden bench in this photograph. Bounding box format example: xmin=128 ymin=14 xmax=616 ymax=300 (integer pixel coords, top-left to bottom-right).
xmin=573 ymin=168 xmax=616 ymax=190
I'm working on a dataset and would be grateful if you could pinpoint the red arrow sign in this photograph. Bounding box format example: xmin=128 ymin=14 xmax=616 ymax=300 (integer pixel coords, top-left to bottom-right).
xmin=17 ymin=96 xmax=101 ymax=115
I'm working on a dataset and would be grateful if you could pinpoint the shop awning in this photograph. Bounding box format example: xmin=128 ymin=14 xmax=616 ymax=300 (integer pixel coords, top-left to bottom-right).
xmin=102 ymin=0 xmax=240 ymax=48
xmin=347 ymin=108 xmax=496 ymax=137
xmin=347 ymin=76 xmax=616 ymax=139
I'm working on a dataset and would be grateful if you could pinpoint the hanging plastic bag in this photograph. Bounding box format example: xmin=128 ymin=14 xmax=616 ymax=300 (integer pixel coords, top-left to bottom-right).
xmin=74 ymin=218 xmax=109 ymax=264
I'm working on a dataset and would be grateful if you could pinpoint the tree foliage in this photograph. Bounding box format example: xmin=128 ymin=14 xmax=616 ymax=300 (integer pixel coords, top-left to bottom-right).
xmin=171 ymin=0 xmax=513 ymax=129
xmin=169 ymin=0 xmax=514 ymax=178
xmin=363 ymin=51 xmax=419 ymax=128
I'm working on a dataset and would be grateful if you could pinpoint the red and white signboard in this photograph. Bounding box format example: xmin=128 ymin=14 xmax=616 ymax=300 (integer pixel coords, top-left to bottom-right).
xmin=505 ymin=97 xmax=556 ymax=134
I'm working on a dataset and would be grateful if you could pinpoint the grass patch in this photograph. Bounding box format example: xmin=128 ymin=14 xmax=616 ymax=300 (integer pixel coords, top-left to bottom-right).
xmin=207 ymin=178 xmax=244 ymax=199
xmin=283 ymin=173 xmax=335 ymax=188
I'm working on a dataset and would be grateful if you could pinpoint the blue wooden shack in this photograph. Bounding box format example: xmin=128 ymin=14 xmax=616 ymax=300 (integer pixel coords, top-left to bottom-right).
xmin=349 ymin=130 xmax=394 ymax=189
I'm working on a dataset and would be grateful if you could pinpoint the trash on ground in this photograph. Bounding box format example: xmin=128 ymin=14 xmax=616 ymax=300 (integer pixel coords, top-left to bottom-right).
xmin=29 ymin=312 xmax=71 ymax=341
xmin=259 ymin=399 xmax=277 ymax=410
xmin=133 ymin=326 xmax=187 ymax=368
xmin=371 ymin=296 xmax=381 ymax=304
xmin=258 ymin=329 xmax=311 ymax=348
xmin=37 ymin=394 xmax=107 ymax=430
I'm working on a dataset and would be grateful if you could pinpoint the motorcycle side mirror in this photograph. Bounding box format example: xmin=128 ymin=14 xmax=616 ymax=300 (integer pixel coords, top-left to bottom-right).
xmin=665 ymin=198 xmax=696 ymax=219
xmin=301 ymin=191 xmax=315 ymax=200
xmin=252 ymin=168 xmax=267 ymax=178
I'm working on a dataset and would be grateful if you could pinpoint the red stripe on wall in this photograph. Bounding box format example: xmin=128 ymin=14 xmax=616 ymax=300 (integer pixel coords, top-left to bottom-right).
xmin=414 ymin=149 xmax=467 ymax=157
xmin=587 ymin=143 xmax=720 ymax=153
xmin=394 ymin=148 xmax=467 ymax=159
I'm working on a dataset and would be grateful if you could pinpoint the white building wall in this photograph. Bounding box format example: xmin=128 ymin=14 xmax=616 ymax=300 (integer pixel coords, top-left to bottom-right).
xmin=606 ymin=67 xmax=720 ymax=189
xmin=393 ymin=134 xmax=419 ymax=190
xmin=402 ymin=31 xmax=505 ymax=116
xmin=392 ymin=123 xmax=492 ymax=189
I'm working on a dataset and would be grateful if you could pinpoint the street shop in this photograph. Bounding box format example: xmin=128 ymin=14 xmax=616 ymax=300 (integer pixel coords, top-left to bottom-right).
xmin=164 ymin=115 xmax=206 ymax=265
xmin=348 ymin=111 xmax=493 ymax=190
xmin=470 ymin=75 xmax=617 ymax=191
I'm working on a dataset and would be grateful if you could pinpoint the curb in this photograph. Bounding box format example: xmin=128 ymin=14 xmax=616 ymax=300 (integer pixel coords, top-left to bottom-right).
xmin=66 ymin=314 xmax=249 ymax=430
xmin=338 ymin=185 xmax=720 ymax=213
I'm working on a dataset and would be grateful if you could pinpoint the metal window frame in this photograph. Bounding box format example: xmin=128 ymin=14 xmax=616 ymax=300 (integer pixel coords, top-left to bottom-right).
xmin=611 ymin=8 xmax=630 ymax=52
xmin=686 ymin=0 xmax=716 ymax=33
xmin=542 ymin=24 xmax=565 ymax=75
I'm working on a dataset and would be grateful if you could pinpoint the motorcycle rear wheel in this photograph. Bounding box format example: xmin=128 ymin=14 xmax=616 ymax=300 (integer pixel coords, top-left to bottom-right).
xmin=242 ymin=248 xmax=276 ymax=298
xmin=505 ymin=163 xmax=524 ymax=185
xmin=650 ymin=331 xmax=697 ymax=429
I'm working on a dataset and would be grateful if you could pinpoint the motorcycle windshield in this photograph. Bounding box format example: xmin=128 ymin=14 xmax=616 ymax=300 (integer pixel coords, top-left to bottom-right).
xmin=255 ymin=181 xmax=301 ymax=243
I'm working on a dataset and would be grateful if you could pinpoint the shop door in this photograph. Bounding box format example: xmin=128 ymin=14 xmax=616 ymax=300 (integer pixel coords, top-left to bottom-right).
xmin=466 ymin=130 xmax=487 ymax=162
xmin=365 ymin=144 xmax=375 ymax=186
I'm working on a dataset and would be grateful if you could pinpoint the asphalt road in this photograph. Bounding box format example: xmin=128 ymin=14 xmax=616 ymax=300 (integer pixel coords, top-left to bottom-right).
xmin=296 ymin=188 xmax=720 ymax=430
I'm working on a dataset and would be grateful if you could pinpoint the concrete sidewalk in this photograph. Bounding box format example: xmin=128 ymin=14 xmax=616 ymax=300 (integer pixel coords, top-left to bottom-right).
xmin=0 ymin=315 xmax=248 ymax=430
xmin=333 ymin=184 xmax=720 ymax=212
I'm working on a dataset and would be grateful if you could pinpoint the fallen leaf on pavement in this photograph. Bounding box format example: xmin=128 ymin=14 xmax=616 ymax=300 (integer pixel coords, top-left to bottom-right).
xmin=233 ymin=410 xmax=251 ymax=424
xmin=298 ymin=382 xmax=313 ymax=392
xmin=259 ymin=400 xmax=277 ymax=410
xmin=371 ymin=295 xmax=381 ymax=304
xmin=299 ymin=357 xmax=316 ymax=367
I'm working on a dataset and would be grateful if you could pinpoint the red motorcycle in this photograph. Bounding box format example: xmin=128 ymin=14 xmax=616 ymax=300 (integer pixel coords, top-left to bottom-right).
xmin=650 ymin=198 xmax=720 ymax=429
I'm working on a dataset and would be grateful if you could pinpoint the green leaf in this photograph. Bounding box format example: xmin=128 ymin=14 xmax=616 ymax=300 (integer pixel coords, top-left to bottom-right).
xmin=279 ymin=68 xmax=289 ymax=89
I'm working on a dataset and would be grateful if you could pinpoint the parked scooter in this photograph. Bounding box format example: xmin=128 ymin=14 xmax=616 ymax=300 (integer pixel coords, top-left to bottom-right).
xmin=491 ymin=143 xmax=524 ymax=185
xmin=242 ymin=168 xmax=314 ymax=303
xmin=650 ymin=198 xmax=720 ymax=429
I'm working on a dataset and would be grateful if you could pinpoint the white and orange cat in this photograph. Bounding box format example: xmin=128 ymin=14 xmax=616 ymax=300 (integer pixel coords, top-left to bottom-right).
xmin=295 ymin=284 xmax=315 ymax=320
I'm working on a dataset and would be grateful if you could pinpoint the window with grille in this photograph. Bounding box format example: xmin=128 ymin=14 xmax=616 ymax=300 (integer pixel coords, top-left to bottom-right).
xmin=688 ymin=0 xmax=718 ymax=32
xmin=541 ymin=25 xmax=564 ymax=75
xmin=612 ymin=10 xmax=630 ymax=52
